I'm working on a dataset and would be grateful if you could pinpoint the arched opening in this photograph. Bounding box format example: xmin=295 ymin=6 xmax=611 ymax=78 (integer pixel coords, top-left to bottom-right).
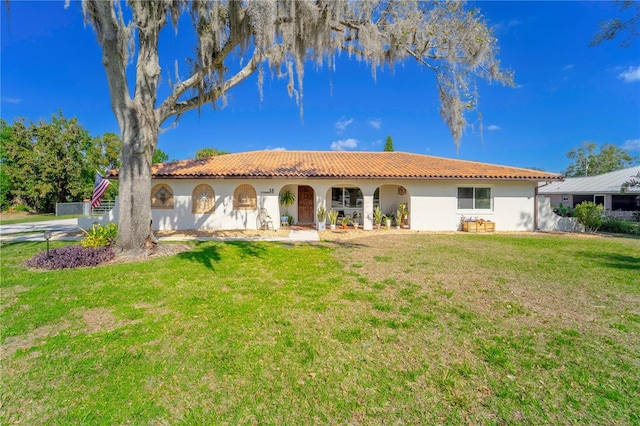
xmin=234 ymin=184 xmax=257 ymax=210
xmin=374 ymin=185 xmax=410 ymax=227
xmin=328 ymin=185 xmax=364 ymax=225
xmin=192 ymin=184 xmax=215 ymax=214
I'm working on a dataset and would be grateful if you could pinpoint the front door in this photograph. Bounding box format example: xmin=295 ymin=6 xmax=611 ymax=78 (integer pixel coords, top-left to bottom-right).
xmin=298 ymin=186 xmax=314 ymax=224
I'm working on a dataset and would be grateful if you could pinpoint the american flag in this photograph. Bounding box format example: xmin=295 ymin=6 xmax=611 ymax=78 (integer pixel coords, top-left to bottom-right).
xmin=91 ymin=172 xmax=111 ymax=208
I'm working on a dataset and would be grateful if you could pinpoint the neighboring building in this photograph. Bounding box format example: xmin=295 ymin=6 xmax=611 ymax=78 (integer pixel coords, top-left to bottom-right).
xmin=96 ymin=150 xmax=563 ymax=232
xmin=538 ymin=166 xmax=640 ymax=218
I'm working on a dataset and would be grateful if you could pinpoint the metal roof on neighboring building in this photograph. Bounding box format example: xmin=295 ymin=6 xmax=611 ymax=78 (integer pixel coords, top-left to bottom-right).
xmin=538 ymin=166 xmax=640 ymax=194
xmin=107 ymin=151 xmax=564 ymax=181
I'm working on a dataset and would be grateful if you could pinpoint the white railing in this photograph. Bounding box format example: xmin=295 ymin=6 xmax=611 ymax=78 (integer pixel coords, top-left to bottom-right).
xmin=90 ymin=200 xmax=116 ymax=216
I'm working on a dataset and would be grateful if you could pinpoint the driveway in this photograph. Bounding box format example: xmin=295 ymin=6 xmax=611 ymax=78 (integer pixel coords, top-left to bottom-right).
xmin=0 ymin=218 xmax=81 ymax=242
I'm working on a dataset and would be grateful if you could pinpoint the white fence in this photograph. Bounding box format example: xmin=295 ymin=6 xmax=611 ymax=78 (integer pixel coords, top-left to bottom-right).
xmin=55 ymin=200 xmax=115 ymax=216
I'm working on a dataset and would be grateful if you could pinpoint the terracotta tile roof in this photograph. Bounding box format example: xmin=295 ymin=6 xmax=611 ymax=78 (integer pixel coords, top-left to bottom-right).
xmin=107 ymin=151 xmax=563 ymax=181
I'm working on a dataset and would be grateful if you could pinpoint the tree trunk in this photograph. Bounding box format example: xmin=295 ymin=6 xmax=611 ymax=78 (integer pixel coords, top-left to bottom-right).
xmin=116 ymin=107 xmax=156 ymax=251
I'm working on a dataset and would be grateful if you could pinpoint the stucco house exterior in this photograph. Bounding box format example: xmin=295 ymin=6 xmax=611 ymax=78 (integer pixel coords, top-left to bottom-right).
xmin=538 ymin=166 xmax=640 ymax=220
xmin=90 ymin=151 xmax=563 ymax=232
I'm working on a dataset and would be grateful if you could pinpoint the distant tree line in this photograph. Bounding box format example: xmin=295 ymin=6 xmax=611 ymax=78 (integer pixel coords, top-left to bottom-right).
xmin=0 ymin=111 xmax=233 ymax=213
xmin=564 ymin=142 xmax=637 ymax=177
xmin=0 ymin=112 xmax=121 ymax=213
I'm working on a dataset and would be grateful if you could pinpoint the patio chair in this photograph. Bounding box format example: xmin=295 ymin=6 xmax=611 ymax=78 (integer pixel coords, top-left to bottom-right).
xmin=258 ymin=208 xmax=275 ymax=231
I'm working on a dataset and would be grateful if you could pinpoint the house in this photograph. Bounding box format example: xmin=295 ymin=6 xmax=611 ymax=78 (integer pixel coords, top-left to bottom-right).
xmin=538 ymin=166 xmax=640 ymax=220
xmin=92 ymin=150 xmax=563 ymax=232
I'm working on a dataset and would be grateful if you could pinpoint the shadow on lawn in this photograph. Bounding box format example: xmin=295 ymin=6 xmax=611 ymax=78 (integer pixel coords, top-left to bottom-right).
xmin=176 ymin=241 xmax=269 ymax=271
xmin=578 ymin=250 xmax=640 ymax=272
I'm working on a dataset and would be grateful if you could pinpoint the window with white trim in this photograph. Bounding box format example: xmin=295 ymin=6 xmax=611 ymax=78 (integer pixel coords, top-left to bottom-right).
xmin=457 ymin=187 xmax=492 ymax=210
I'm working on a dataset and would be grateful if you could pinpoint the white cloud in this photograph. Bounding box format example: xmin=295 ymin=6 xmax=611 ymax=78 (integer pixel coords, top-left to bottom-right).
xmin=330 ymin=138 xmax=358 ymax=151
xmin=487 ymin=125 xmax=501 ymax=131
xmin=618 ymin=66 xmax=640 ymax=83
xmin=368 ymin=119 xmax=381 ymax=129
xmin=622 ymin=139 xmax=640 ymax=151
xmin=563 ymin=64 xmax=575 ymax=71
xmin=266 ymin=146 xmax=287 ymax=151
xmin=335 ymin=117 xmax=354 ymax=133
xmin=1 ymin=97 xmax=21 ymax=104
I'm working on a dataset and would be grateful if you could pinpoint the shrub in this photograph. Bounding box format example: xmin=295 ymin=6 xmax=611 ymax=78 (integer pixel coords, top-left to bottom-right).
xmin=600 ymin=218 xmax=640 ymax=236
xmin=81 ymin=222 xmax=118 ymax=248
xmin=573 ymin=201 xmax=604 ymax=233
xmin=552 ymin=202 xmax=573 ymax=217
xmin=25 ymin=245 xmax=115 ymax=270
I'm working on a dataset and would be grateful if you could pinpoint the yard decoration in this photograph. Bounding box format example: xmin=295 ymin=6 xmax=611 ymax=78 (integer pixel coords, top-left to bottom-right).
xmin=460 ymin=216 xmax=495 ymax=233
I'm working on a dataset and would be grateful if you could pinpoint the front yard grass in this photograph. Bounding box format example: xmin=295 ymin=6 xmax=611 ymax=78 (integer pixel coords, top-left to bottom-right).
xmin=1 ymin=234 xmax=638 ymax=424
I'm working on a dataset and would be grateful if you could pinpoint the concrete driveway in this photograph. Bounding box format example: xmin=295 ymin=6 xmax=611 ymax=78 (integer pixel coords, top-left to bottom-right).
xmin=0 ymin=218 xmax=81 ymax=242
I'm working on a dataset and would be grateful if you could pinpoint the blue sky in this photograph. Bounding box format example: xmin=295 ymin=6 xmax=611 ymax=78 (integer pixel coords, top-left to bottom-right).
xmin=1 ymin=1 xmax=639 ymax=174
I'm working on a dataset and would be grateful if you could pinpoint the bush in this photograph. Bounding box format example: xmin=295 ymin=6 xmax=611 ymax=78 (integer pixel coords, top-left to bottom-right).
xmin=552 ymin=202 xmax=573 ymax=217
xmin=81 ymin=222 xmax=118 ymax=248
xmin=573 ymin=201 xmax=604 ymax=233
xmin=25 ymin=245 xmax=115 ymax=270
xmin=600 ymin=218 xmax=640 ymax=236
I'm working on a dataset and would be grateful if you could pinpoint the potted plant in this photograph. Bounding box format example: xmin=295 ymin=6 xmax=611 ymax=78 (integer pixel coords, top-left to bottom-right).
xmin=341 ymin=216 xmax=351 ymax=229
xmin=317 ymin=205 xmax=327 ymax=231
xmin=280 ymin=189 xmax=296 ymax=223
xmin=397 ymin=203 xmax=408 ymax=228
xmin=352 ymin=212 xmax=360 ymax=230
xmin=385 ymin=214 xmax=392 ymax=229
xmin=328 ymin=209 xmax=339 ymax=230
xmin=374 ymin=206 xmax=384 ymax=229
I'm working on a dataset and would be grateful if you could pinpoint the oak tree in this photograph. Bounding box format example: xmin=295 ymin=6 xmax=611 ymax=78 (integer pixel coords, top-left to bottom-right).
xmin=81 ymin=0 xmax=513 ymax=250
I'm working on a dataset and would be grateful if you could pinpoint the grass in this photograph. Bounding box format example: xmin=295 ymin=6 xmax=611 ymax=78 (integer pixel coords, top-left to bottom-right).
xmin=1 ymin=234 xmax=639 ymax=424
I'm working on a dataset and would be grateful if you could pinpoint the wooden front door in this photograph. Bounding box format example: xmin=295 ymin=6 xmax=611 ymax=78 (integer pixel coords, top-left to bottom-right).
xmin=298 ymin=186 xmax=315 ymax=224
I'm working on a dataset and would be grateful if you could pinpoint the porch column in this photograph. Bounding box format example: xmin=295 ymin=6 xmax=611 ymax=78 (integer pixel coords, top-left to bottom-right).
xmin=363 ymin=193 xmax=374 ymax=230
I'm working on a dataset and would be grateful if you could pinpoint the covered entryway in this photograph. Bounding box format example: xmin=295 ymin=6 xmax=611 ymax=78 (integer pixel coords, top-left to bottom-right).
xmin=298 ymin=185 xmax=315 ymax=224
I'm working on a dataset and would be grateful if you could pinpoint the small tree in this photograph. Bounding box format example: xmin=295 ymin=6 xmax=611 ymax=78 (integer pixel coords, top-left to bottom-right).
xmin=573 ymin=201 xmax=604 ymax=233
xmin=383 ymin=136 xmax=394 ymax=152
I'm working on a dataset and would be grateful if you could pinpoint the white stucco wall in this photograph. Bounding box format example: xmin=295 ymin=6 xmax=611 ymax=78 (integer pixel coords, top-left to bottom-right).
xmin=408 ymin=180 xmax=538 ymax=231
xmin=80 ymin=178 xmax=540 ymax=232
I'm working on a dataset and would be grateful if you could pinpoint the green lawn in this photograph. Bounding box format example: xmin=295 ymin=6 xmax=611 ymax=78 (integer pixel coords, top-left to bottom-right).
xmin=1 ymin=234 xmax=639 ymax=424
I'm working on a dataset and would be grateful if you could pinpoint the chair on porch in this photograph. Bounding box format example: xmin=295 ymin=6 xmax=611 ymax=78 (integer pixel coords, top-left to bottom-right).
xmin=258 ymin=208 xmax=275 ymax=231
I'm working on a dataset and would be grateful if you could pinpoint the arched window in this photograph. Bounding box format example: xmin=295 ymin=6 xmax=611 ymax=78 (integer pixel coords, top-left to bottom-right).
xmin=192 ymin=184 xmax=216 ymax=214
xmin=151 ymin=183 xmax=174 ymax=209
xmin=234 ymin=184 xmax=257 ymax=210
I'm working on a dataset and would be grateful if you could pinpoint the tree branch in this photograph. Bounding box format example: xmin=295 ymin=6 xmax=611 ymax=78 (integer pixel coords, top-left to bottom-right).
xmin=158 ymin=46 xmax=285 ymax=124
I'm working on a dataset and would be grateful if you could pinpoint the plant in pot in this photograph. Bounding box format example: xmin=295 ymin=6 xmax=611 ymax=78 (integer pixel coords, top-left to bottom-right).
xmin=280 ymin=189 xmax=296 ymax=224
xmin=341 ymin=216 xmax=351 ymax=229
xmin=352 ymin=212 xmax=360 ymax=230
xmin=373 ymin=206 xmax=384 ymax=229
xmin=317 ymin=205 xmax=327 ymax=231
xmin=385 ymin=213 xmax=393 ymax=229
xmin=328 ymin=209 xmax=339 ymax=230
xmin=396 ymin=203 xmax=408 ymax=229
